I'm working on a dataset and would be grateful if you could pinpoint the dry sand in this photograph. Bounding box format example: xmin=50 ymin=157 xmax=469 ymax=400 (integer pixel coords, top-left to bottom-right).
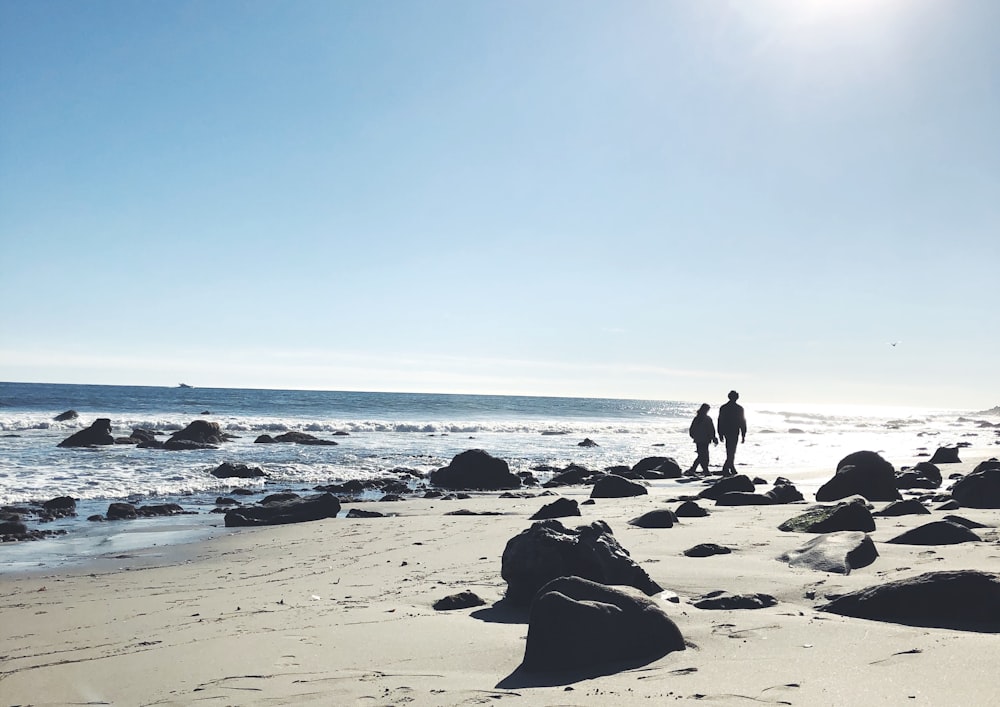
xmin=2 ymin=456 xmax=1000 ymax=706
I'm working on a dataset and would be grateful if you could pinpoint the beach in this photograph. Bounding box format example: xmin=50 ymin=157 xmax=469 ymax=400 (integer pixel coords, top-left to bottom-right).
xmin=3 ymin=448 xmax=999 ymax=706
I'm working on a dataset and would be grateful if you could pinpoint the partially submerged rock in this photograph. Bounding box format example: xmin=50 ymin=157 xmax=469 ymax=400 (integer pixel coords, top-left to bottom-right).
xmin=430 ymin=450 xmax=521 ymax=490
xmin=254 ymin=431 xmax=339 ymax=445
xmin=210 ymin=462 xmax=266 ymax=479
xmin=522 ymin=576 xmax=685 ymax=672
xmin=820 ymin=570 xmax=1000 ymax=630
xmin=501 ymin=519 xmax=662 ymax=605
xmin=57 ymin=418 xmax=114 ymax=448
xmin=777 ymin=531 xmax=878 ymax=574
xmin=224 ymin=493 xmax=341 ymax=527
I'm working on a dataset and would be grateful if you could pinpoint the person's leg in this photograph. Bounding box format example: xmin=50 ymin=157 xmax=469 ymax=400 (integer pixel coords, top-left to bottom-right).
xmin=723 ymin=437 xmax=739 ymax=475
xmin=697 ymin=441 xmax=710 ymax=473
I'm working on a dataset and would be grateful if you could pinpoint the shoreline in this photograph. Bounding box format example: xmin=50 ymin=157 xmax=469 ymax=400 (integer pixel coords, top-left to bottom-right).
xmin=2 ymin=459 xmax=999 ymax=705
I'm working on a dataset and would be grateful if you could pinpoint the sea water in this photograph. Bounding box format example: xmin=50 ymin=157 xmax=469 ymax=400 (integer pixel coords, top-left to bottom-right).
xmin=1 ymin=382 xmax=994 ymax=569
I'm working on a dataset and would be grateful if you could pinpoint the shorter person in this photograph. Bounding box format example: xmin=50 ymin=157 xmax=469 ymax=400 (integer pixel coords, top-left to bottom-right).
xmin=718 ymin=390 xmax=747 ymax=476
xmin=686 ymin=403 xmax=718 ymax=475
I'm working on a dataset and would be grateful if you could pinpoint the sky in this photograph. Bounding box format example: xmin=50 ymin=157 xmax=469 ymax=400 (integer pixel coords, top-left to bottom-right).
xmin=1 ymin=0 xmax=997 ymax=409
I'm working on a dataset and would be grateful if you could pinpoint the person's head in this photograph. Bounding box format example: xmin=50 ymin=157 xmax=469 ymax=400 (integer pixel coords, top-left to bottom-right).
xmin=728 ymin=390 xmax=739 ymax=401
xmin=698 ymin=403 xmax=710 ymax=415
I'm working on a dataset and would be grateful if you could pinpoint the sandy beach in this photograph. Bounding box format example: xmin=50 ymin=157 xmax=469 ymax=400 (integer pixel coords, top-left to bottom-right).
xmin=3 ymin=452 xmax=999 ymax=706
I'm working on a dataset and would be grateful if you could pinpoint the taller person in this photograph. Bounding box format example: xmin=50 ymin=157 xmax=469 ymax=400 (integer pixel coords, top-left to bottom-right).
xmin=718 ymin=390 xmax=747 ymax=476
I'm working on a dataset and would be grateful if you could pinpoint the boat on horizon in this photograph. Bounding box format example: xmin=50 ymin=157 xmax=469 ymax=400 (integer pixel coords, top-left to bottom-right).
xmin=177 ymin=383 xmax=193 ymax=389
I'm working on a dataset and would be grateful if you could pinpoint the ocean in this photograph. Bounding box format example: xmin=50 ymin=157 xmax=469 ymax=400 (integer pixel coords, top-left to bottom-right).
xmin=1 ymin=381 xmax=994 ymax=570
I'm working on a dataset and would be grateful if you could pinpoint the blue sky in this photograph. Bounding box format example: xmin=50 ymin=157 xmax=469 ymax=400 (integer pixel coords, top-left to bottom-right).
xmin=1 ymin=0 xmax=997 ymax=408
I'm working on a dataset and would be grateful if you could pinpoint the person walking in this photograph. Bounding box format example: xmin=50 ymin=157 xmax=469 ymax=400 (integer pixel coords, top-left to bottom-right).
xmin=686 ymin=403 xmax=718 ymax=475
xmin=718 ymin=390 xmax=747 ymax=476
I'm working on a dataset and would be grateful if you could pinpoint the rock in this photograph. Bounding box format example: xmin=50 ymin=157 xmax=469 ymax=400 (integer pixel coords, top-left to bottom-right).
xmin=259 ymin=431 xmax=339 ymax=446
xmin=210 ymin=462 xmax=266 ymax=479
xmin=886 ymin=520 xmax=981 ymax=545
xmin=501 ymin=519 xmax=662 ymax=605
xmin=522 ymin=576 xmax=685 ymax=672
xmin=430 ymin=450 xmax=521 ymax=490
xmin=162 ymin=439 xmax=218 ymax=451
xmin=42 ymin=496 xmax=77 ymax=517
xmin=778 ymin=499 xmax=876 ymax=533
xmin=816 ymin=451 xmax=900 ymax=502
xmin=628 ymin=510 xmax=677 ymax=528
xmin=578 ymin=438 xmax=599 ymax=447
xmin=530 ymin=497 xmax=581 ymax=520
xmin=53 ymin=409 xmax=78 ymax=421
xmin=346 ymin=508 xmax=385 ymax=518
xmin=950 ymin=459 xmax=1000 ymax=508
xmin=224 ymin=493 xmax=341 ymax=527
xmin=873 ymin=499 xmax=930 ymax=517
xmin=895 ymin=461 xmax=942 ymax=490
xmin=129 ymin=428 xmax=159 ymax=444
xmin=433 ymin=590 xmax=486 ymax=611
xmin=0 ymin=520 xmax=29 ymax=536
xmin=137 ymin=503 xmax=186 ymax=517
xmin=766 ymin=481 xmax=804 ymax=504
xmin=715 ymin=492 xmax=775 ymax=506
xmin=675 ymin=501 xmax=709 ymax=518
xmin=936 ymin=499 xmax=960 ymax=511
xmin=165 ymin=420 xmax=232 ymax=448
xmin=590 ymin=474 xmax=647 ymax=499
xmin=698 ymin=475 xmax=754 ymax=500
xmin=692 ymin=591 xmax=777 ymax=610
xmin=543 ymin=464 xmax=603 ymax=487
xmin=632 ymin=457 xmax=682 ymax=479
xmin=777 ymin=531 xmax=878 ymax=574
xmin=106 ymin=502 xmax=137 ymax=520
xmin=941 ymin=514 xmax=990 ymax=529
xmin=683 ymin=543 xmax=731 ymax=558
xmin=57 ymin=418 xmax=115 ymax=448
xmin=820 ymin=570 xmax=1000 ymax=630
xmin=929 ymin=447 xmax=961 ymax=464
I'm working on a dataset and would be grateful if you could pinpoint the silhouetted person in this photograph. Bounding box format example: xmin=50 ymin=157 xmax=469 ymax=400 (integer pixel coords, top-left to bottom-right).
xmin=686 ymin=403 xmax=718 ymax=475
xmin=718 ymin=390 xmax=747 ymax=476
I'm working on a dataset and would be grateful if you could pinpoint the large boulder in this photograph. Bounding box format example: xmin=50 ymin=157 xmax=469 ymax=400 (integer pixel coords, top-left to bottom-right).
xmin=628 ymin=509 xmax=677 ymax=528
xmin=501 ymin=519 xmax=662 ymax=605
xmin=777 ymin=531 xmax=878 ymax=574
xmin=530 ymin=497 xmax=581 ymax=520
xmin=165 ymin=420 xmax=232 ymax=449
xmin=224 ymin=492 xmax=341 ymax=527
xmin=543 ymin=464 xmax=602 ymax=488
xmin=950 ymin=459 xmax=1000 ymax=508
xmin=820 ymin=570 xmax=1000 ymax=630
xmin=631 ymin=457 xmax=682 ymax=479
xmin=778 ymin=499 xmax=876 ymax=533
xmin=254 ymin=431 xmax=338 ymax=445
xmin=521 ymin=576 xmax=685 ymax=672
xmin=210 ymin=462 xmax=266 ymax=479
xmin=57 ymin=418 xmax=114 ymax=448
xmin=590 ymin=474 xmax=647 ymax=499
xmin=430 ymin=450 xmax=521 ymax=490
xmin=816 ymin=451 xmax=900 ymax=502
xmin=698 ymin=474 xmax=754 ymax=500
xmin=895 ymin=462 xmax=942 ymax=490
xmin=929 ymin=447 xmax=961 ymax=464
xmin=886 ymin=520 xmax=981 ymax=546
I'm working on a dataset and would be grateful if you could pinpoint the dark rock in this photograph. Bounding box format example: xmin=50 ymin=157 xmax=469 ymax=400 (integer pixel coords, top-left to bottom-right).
xmin=684 ymin=543 xmax=731 ymax=558
xmin=820 ymin=570 xmax=1000 ymax=630
xmin=166 ymin=420 xmax=232 ymax=447
xmin=433 ymin=590 xmax=486 ymax=611
xmin=936 ymin=499 xmax=960 ymax=511
xmin=521 ymin=576 xmax=685 ymax=672
xmin=163 ymin=439 xmax=218 ymax=451
xmin=54 ymin=409 xmax=79 ymax=422
xmin=692 ymin=591 xmax=776 ymax=610
xmin=715 ymin=492 xmax=775 ymax=506
xmin=224 ymin=493 xmax=341 ymax=527
xmin=675 ymin=501 xmax=709 ymax=518
xmin=632 ymin=457 xmax=682 ymax=479
xmin=254 ymin=434 xmax=276 ymax=444
xmin=896 ymin=461 xmax=942 ymax=490
xmin=136 ymin=439 xmax=165 ymax=449
xmin=211 ymin=462 xmax=266 ymax=479
xmin=87 ymin=514 xmax=105 ymax=522
xmin=590 ymin=474 xmax=647 ymax=499
xmin=873 ymin=499 xmax=930 ymax=517
xmin=501 ymin=519 xmax=662 ymax=605
xmin=887 ymin=520 xmax=981 ymax=545
xmin=628 ymin=509 xmax=677 ymax=528
xmin=929 ymin=447 xmax=961 ymax=464
xmin=42 ymin=496 xmax=77 ymax=517
xmin=130 ymin=428 xmax=159 ymax=444
xmin=941 ymin=514 xmax=990 ymax=529
xmin=698 ymin=475 xmax=754 ymax=500
xmin=530 ymin=497 xmax=581 ymax=520
xmin=578 ymin=438 xmax=599 ymax=447
xmin=106 ymin=502 xmax=137 ymax=520
xmin=430 ymin=449 xmax=521 ymax=490
xmin=346 ymin=508 xmax=385 ymax=518
xmin=137 ymin=503 xmax=186 ymax=517
xmin=950 ymin=459 xmax=1000 ymax=508
xmin=266 ymin=431 xmax=339 ymax=446
xmin=779 ymin=499 xmax=876 ymax=533
xmin=57 ymin=418 xmax=115 ymax=448
xmin=0 ymin=520 xmax=28 ymax=535
xmin=215 ymin=497 xmax=240 ymax=506
xmin=543 ymin=464 xmax=602 ymax=488
xmin=777 ymin=531 xmax=878 ymax=574
xmin=766 ymin=481 xmax=805 ymax=504
xmin=816 ymin=451 xmax=900 ymax=502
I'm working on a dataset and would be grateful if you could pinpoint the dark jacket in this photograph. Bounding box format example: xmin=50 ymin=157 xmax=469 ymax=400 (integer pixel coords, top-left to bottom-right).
xmin=689 ymin=414 xmax=716 ymax=444
xmin=718 ymin=401 xmax=747 ymax=440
